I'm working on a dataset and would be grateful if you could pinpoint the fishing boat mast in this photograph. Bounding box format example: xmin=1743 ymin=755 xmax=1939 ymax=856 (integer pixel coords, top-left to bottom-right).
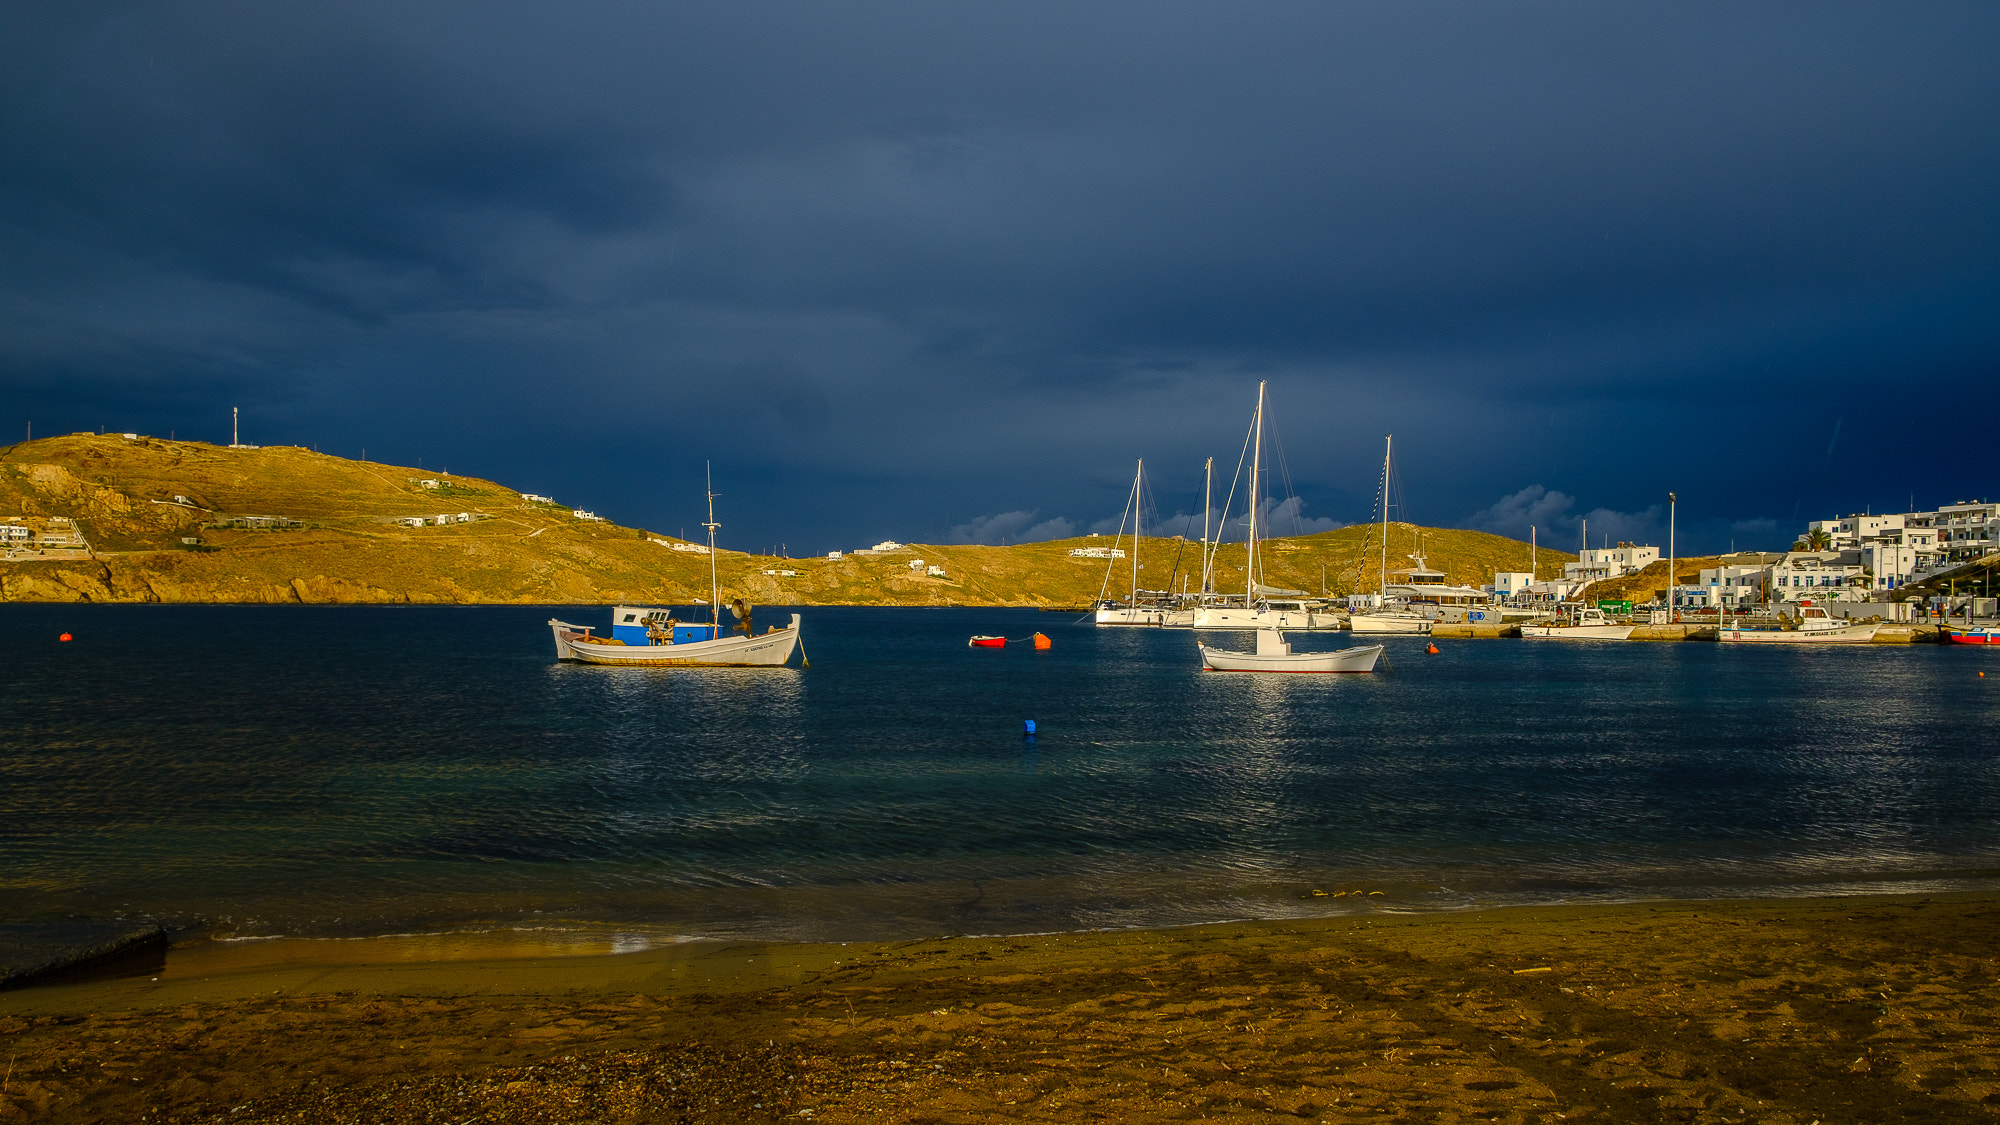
xmin=704 ymin=461 xmax=721 ymax=630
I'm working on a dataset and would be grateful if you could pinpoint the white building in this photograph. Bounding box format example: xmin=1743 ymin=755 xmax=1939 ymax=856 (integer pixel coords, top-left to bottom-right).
xmin=1562 ymin=543 xmax=1660 ymax=585
xmin=1803 ymin=500 xmax=1997 ymax=584
xmin=1696 ymin=552 xmax=1868 ymax=605
xmin=927 ymin=565 xmax=946 ymax=577
xmin=826 ymin=550 xmax=843 ymax=560
xmin=1922 ymin=501 xmax=2000 ymax=566
xmin=1069 ymin=546 xmax=1127 ymax=559
xmin=872 ymin=540 xmax=905 ymax=552
xmin=521 ymin=494 xmax=553 ymax=504
xmin=1491 ymin=571 xmax=1535 ymax=598
xmin=0 ymin=524 xmax=30 ymax=542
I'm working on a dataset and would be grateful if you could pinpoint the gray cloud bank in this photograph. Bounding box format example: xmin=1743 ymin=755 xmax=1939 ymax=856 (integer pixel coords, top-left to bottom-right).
xmin=3 ymin=2 xmax=1995 ymax=553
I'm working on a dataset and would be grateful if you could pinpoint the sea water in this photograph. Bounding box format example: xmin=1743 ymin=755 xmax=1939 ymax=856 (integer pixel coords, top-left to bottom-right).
xmin=2 ymin=604 xmax=1996 ymax=945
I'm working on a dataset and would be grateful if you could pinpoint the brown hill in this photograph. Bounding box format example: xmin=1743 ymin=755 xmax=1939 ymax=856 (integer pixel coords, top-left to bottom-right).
xmin=0 ymin=435 xmax=1570 ymax=605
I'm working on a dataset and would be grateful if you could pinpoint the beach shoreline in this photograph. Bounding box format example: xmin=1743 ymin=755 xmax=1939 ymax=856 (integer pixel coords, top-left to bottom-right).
xmin=5 ymin=890 xmax=1997 ymax=1122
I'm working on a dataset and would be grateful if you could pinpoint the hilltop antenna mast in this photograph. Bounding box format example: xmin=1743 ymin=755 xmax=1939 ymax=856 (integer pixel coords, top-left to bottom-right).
xmin=232 ymin=407 xmax=238 ymax=447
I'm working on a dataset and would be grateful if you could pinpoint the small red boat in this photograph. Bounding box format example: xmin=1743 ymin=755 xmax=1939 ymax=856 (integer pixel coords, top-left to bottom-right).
xmin=968 ymin=635 xmax=1005 ymax=648
xmin=1942 ymin=625 xmax=1998 ymax=645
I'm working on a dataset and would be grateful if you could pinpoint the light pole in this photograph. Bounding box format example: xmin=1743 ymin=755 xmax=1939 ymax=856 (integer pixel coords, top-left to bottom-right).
xmin=1668 ymin=492 xmax=1677 ymax=622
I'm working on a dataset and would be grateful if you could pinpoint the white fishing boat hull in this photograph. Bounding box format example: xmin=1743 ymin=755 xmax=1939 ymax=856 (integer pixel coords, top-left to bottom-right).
xmin=1718 ymin=623 xmax=1879 ymax=644
xmin=1199 ymin=628 xmax=1383 ymax=673
xmin=1200 ymin=640 xmax=1383 ymax=673
xmin=1348 ymin=611 xmax=1433 ymax=635
xmin=1520 ymin=624 xmax=1636 ymax=640
xmin=1095 ymin=606 xmax=1165 ymax=626
xmin=550 ymin=614 xmax=803 ymax=666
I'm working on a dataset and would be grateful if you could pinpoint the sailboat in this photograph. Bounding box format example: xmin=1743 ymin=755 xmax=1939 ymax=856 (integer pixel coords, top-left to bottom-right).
xmin=1188 ymin=385 xmax=1335 ymax=630
xmin=1093 ymin=460 xmax=1167 ymax=626
xmin=1196 ymin=383 xmax=1384 ymax=672
xmin=1348 ymin=435 xmax=1433 ymax=635
xmin=547 ymin=466 xmax=803 ymax=666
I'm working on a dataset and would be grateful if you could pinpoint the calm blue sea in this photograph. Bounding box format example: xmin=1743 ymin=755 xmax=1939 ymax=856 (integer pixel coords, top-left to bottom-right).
xmin=2 ymin=605 xmax=1996 ymax=945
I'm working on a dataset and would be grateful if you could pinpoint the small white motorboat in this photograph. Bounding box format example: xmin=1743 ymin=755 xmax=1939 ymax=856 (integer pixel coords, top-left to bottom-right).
xmin=1521 ymin=606 xmax=1636 ymax=640
xmin=1718 ymin=603 xmax=1879 ymax=644
xmin=1199 ymin=628 xmax=1384 ymax=673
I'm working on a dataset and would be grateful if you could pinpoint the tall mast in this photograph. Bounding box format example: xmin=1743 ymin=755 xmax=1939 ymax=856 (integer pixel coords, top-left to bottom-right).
xmin=1247 ymin=381 xmax=1265 ymax=602
xmin=704 ymin=461 xmax=721 ymax=628
xmin=1192 ymin=456 xmax=1208 ymax=596
xmin=1132 ymin=459 xmax=1143 ymax=602
xmin=1379 ymin=435 xmax=1392 ymax=598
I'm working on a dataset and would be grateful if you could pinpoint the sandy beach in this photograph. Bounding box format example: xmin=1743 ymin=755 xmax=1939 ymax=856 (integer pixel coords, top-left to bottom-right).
xmin=4 ymin=892 xmax=1999 ymax=1123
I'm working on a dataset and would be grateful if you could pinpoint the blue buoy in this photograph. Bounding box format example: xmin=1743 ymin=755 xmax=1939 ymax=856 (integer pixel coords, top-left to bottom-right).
xmin=1023 ymin=719 xmax=1037 ymax=737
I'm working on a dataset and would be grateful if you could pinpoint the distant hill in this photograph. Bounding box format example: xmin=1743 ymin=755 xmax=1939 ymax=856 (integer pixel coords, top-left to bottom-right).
xmin=0 ymin=435 xmax=1571 ymax=605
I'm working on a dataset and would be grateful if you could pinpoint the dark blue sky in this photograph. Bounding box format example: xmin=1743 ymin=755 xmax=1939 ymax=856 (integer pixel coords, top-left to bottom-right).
xmin=4 ymin=2 xmax=1995 ymax=555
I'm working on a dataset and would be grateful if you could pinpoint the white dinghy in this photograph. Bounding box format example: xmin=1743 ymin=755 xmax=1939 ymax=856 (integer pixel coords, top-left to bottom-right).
xmin=1200 ymin=627 xmax=1384 ymax=673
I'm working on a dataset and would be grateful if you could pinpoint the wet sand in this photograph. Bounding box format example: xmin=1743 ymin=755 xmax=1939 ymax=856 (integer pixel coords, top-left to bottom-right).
xmin=4 ymin=893 xmax=2000 ymax=1123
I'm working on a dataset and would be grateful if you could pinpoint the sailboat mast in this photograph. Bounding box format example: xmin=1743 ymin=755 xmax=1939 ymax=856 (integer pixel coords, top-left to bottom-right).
xmin=704 ymin=461 xmax=721 ymax=628
xmin=1201 ymin=456 xmax=1213 ymax=594
xmin=1132 ymin=459 xmax=1143 ymax=602
xmin=1248 ymin=381 xmax=1265 ymax=602
xmin=1379 ymin=435 xmax=1391 ymax=599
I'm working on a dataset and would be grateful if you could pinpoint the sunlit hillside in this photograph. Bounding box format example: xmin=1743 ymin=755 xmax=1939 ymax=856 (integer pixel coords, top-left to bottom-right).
xmin=0 ymin=436 xmax=1570 ymax=605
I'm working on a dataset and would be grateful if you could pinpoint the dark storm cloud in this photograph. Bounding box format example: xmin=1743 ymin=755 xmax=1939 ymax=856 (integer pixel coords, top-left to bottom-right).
xmin=3 ymin=1 xmax=1996 ymax=552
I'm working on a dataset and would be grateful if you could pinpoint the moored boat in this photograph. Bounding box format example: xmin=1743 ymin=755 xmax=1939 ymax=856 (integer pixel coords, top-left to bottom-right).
xmin=969 ymin=635 xmax=1006 ymax=648
xmin=1521 ymin=606 xmax=1636 ymax=640
xmin=1199 ymin=627 xmax=1384 ymax=673
xmin=1939 ymin=625 xmax=1997 ymax=645
xmin=1717 ymin=603 xmax=1878 ymax=644
xmin=550 ymin=608 xmax=802 ymax=666
xmin=1349 ymin=608 xmax=1434 ymax=634
xmin=550 ymin=464 xmax=804 ymax=668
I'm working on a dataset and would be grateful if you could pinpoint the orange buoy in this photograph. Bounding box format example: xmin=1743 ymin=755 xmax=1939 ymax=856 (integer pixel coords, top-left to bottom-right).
xmin=58 ymin=632 xmax=72 ymax=642
xmin=1032 ymin=632 xmax=1051 ymax=650
xmin=1425 ymin=643 xmax=1439 ymax=655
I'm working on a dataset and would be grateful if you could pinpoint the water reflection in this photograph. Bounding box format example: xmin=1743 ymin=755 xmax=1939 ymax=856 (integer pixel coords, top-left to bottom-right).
xmin=3 ymin=605 xmax=1999 ymax=944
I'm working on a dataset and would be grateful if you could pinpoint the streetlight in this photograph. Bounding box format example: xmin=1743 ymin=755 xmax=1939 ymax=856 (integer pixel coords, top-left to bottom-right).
xmin=1668 ymin=492 xmax=1677 ymax=623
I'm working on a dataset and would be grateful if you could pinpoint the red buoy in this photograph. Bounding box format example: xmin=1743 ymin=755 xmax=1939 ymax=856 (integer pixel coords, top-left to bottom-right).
xmin=58 ymin=633 xmax=73 ymax=642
